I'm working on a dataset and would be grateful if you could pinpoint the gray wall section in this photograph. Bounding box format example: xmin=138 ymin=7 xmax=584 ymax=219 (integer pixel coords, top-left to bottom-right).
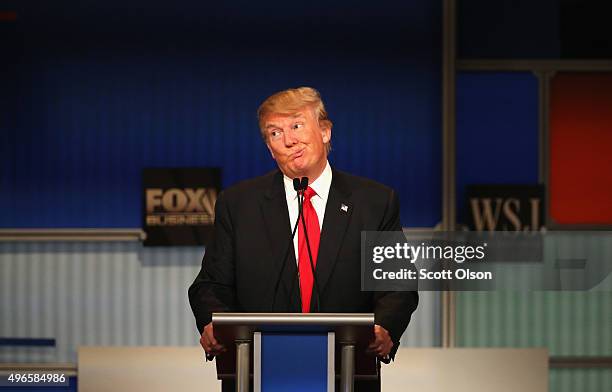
xmin=0 ymin=241 xmax=437 ymax=363
xmin=457 ymin=291 xmax=612 ymax=355
xmin=455 ymin=233 xmax=612 ymax=356
xmin=400 ymin=292 xmax=441 ymax=348
xmin=550 ymin=369 xmax=612 ymax=392
xmin=454 ymin=233 xmax=612 ymax=392
xmin=0 ymin=242 xmax=203 ymax=363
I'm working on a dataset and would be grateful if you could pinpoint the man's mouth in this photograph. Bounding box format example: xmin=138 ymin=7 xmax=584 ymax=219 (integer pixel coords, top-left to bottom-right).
xmin=291 ymin=149 xmax=305 ymax=159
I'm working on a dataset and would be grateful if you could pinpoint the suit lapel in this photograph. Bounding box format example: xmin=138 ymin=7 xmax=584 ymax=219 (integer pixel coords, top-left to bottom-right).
xmin=261 ymin=171 xmax=301 ymax=311
xmin=316 ymin=169 xmax=353 ymax=295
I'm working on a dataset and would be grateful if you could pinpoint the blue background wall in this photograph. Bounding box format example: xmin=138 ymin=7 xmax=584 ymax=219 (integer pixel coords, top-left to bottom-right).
xmin=455 ymin=71 xmax=540 ymax=223
xmin=2 ymin=0 xmax=442 ymax=228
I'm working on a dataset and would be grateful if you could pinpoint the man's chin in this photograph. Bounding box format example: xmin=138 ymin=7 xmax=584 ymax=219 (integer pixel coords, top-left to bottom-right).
xmin=286 ymin=162 xmax=308 ymax=177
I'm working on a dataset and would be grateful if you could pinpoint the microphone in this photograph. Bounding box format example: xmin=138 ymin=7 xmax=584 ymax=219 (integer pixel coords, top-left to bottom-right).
xmin=298 ymin=177 xmax=321 ymax=313
xmin=300 ymin=177 xmax=308 ymax=193
xmin=271 ymin=178 xmax=305 ymax=312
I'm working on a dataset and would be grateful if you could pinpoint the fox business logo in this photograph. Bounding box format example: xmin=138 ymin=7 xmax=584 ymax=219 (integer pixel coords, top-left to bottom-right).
xmin=145 ymin=187 xmax=217 ymax=226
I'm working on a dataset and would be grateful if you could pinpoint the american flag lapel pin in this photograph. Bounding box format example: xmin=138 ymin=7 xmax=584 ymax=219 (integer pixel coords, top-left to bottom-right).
xmin=340 ymin=203 xmax=349 ymax=213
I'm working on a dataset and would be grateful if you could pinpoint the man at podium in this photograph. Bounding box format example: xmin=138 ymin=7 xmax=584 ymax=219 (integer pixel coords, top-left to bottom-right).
xmin=189 ymin=87 xmax=419 ymax=390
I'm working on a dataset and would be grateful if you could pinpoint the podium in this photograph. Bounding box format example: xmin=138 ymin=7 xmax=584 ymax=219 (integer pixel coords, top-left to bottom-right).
xmin=212 ymin=313 xmax=377 ymax=392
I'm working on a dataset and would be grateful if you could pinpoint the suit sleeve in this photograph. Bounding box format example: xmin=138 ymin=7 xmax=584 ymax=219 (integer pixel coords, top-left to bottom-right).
xmin=372 ymin=189 xmax=419 ymax=360
xmin=188 ymin=191 xmax=238 ymax=334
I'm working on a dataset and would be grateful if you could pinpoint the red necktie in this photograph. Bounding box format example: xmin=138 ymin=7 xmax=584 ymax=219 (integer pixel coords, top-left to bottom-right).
xmin=298 ymin=186 xmax=320 ymax=313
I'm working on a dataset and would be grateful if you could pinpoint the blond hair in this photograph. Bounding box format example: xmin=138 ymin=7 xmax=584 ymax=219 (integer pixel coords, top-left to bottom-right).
xmin=257 ymin=87 xmax=333 ymax=154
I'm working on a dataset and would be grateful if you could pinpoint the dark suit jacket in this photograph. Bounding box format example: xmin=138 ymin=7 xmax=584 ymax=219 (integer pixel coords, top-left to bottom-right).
xmin=188 ymin=167 xmax=418 ymax=359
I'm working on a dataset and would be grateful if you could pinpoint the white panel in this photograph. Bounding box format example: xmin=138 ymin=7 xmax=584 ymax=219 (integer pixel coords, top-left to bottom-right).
xmin=382 ymin=348 xmax=547 ymax=392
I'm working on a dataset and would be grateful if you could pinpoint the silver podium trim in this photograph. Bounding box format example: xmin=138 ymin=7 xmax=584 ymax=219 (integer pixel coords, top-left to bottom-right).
xmin=213 ymin=313 xmax=374 ymax=326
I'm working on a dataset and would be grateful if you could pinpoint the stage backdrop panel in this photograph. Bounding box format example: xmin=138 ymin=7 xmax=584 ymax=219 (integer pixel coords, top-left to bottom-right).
xmin=1 ymin=0 xmax=441 ymax=229
xmin=549 ymin=72 xmax=612 ymax=225
xmin=457 ymin=0 xmax=560 ymax=59
xmin=455 ymin=71 xmax=540 ymax=225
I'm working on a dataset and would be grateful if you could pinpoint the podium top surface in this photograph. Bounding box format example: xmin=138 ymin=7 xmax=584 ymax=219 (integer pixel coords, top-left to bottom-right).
xmin=212 ymin=313 xmax=374 ymax=327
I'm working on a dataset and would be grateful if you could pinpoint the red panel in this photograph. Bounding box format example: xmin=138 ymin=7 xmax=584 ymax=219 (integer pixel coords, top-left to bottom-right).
xmin=0 ymin=11 xmax=17 ymax=21
xmin=550 ymin=72 xmax=612 ymax=225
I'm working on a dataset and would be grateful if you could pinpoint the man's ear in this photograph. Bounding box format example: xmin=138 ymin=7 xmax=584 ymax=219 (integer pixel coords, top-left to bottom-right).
xmin=321 ymin=124 xmax=331 ymax=144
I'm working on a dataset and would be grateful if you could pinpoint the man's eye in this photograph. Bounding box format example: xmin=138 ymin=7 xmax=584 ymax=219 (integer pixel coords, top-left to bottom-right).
xmin=293 ymin=123 xmax=304 ymax=130
xmin=270 ymin=130 xmax=282 ymax=138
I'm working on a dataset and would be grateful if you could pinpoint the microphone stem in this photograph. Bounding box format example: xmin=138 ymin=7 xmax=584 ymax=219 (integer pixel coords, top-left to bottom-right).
xmin=271 ymin=188 xmax=304 ymax=313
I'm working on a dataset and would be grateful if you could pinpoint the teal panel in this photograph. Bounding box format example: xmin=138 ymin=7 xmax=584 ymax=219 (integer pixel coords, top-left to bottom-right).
xmin=457 ymin=291 xmax=612 ymax=356
xmin=550 ymin=369 xmax=612 ymax=392
xmin=456 ymin=232 xmax=612 ymax=356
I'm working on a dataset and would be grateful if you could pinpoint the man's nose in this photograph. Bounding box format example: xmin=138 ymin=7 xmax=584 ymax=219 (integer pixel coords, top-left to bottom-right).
xmin=282 ymin=130 xmax=298 ymax=146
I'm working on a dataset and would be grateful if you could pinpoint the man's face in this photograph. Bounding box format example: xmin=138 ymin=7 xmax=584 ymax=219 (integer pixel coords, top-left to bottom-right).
xmin=263 ymin=107 xmax=331 ymax=180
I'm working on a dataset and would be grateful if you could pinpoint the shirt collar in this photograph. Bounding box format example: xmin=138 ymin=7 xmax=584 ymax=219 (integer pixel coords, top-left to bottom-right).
xmin=283 ymin=160 xmax=332 ymax=200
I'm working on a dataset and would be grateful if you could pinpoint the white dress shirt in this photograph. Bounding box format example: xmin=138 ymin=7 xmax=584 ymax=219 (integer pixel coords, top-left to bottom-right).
xmin=283 ymin=160 xmax=332 ymax=264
